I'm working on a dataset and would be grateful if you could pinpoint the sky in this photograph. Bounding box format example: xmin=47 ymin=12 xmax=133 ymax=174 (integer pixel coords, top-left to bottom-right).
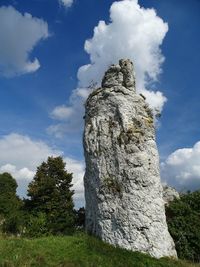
xmin=0 ymin=0 xmax=200 ymax=207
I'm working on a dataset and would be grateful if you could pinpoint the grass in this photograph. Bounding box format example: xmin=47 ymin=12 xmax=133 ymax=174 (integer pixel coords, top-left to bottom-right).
xmin=0 ymin=233 xmax=199 ymax=267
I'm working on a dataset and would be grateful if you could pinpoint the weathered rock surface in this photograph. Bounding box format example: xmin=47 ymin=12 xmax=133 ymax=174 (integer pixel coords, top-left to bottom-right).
xmin=163 ymin=185 xmax=180 ymax=206
xmin=83 ymin=59 xmax=177 ymax=258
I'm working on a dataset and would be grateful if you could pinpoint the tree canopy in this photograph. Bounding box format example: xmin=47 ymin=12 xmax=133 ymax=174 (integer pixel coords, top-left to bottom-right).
xmin=0 ymin=172 xmax=21 ymax=217
xmin=0 ymin=172 xmax=22 ymax=233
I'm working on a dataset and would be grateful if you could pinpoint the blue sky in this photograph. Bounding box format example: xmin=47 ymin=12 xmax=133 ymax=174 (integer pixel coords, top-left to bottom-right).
xmin=0 ymin=0 xmax=200 ymax=206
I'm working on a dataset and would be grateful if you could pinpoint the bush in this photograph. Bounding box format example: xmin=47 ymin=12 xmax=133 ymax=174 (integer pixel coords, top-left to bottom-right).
xmin=166 ymin=190 xmax=200 ymax=262
xmin=24 ymin=212 xmax=48 ymax=238
xmin=2 ymin=213 xmax=24 ymax=235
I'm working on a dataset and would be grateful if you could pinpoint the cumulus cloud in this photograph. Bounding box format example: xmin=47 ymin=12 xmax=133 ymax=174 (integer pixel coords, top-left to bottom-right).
xmin=50 ymin=0 xmax=168 ymax=137
xmin=0 ymin=133 xmax=84 ymax=207
xmin=64 ymin=157 xmax=85 ymax=207
xmin=59 ymin=0 xmax=74 ymax=8
xmin=161 ymin=141 xmax=200 ymax=191
xmin=0 ymin=133 xmax=60 ymax=170
xmin=51 ymin=105 xmax=74 ymax=121
xmin=0 ymin=6 xmax=49 ymax=77
xmin=0 ymin=133 xmax=60 ymax=196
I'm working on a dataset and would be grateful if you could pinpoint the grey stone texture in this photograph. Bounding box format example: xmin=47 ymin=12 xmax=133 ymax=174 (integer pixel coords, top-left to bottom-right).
xmin=83 ymin=59 xmax=177 ymax=258
xmin=163 ymin=185 xmax=180 ymax=206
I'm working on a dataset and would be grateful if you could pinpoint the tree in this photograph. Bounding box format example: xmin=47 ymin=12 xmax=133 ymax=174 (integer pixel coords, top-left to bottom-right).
xmin=166 ymin=190 xmax=200 ymax=262
xmin=0 ymin=172 xmax=23 ymax=234
xmin=26 ymin=156 xmax=75 ymax=234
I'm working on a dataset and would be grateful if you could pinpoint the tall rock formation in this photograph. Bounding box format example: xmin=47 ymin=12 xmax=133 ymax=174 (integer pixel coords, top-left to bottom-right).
xmin=83 ymin=59 xmax=177 ymax=258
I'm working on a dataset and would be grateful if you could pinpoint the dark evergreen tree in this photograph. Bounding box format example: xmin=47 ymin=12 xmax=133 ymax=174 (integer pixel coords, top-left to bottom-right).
xmin=26 ymin=156 xmax=75 ymax=234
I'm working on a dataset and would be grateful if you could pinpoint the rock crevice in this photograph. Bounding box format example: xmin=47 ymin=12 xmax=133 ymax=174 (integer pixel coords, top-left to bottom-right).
xmin=83 ymin=59 xmax=177 ymax=258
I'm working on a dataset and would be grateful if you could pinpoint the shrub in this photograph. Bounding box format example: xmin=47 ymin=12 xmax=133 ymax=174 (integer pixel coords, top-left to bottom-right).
xmin=2 ymin=213 xmax=24 ymax=235
xmin=24 ymin=212 xmax=48 ymax=237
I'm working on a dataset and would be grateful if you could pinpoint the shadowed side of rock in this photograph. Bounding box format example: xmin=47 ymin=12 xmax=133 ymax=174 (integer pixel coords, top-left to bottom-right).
xmin=83 ymin=59 xmax=177 ymax=258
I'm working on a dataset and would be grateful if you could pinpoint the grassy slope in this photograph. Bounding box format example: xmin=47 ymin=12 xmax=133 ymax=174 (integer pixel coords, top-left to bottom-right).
xmin=0 ymin=233 xmax=199 ymax=267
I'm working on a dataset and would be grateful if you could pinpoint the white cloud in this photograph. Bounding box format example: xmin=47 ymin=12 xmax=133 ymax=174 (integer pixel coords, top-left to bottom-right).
xmin=0 ymin=6 xmax=49 ymax=77
xmin=0 ymin=133 xmax=60 ymax=170
xmin=64 ymin=157 xmax=85 ymax=207
xmin=0 ymin=164 xmax=34 ymax=180
xmin=51 ymin=105 xmax=74 ymax=121
xmin=0 ymin=133 xmax=61 ymax=197
xmin=0 ymin=133 xmax=84 ymax=207
xmin=161 ymin=141 xmax=200 ymax=191
xmin=59 ymin=0 xmax=74 ymax=8
xmin=50 ymin=0 xmax=168 ymax=137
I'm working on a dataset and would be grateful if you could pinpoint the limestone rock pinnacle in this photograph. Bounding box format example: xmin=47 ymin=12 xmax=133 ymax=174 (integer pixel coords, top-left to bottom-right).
xmin=101 ymin=59 xmax=135 ymax=90
xmin=83 ymin=59 xmax=177 ymax=259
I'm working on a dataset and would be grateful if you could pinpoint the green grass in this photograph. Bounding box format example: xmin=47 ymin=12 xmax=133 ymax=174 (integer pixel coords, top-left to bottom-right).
xmin=0 ymin=233 xmax=199 ymax=267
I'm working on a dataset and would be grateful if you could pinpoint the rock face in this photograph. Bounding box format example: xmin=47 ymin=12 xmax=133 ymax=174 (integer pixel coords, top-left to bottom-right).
xmin=163 ymin=185 xmax=180 ymax=206
xmin=83 ymin=59 xmax=177 ymax=258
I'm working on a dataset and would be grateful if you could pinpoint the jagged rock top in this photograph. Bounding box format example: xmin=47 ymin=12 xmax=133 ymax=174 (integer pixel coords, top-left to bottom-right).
xmin=101 ymin=59 xmax=136 ymax=91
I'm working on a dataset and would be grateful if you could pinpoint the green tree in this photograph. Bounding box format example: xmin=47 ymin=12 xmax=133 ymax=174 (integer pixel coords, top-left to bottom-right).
xmin=0 ymin=172 xmax=23 ymax=234
xmin=26 ymin=156 xmax=75 ymax=235
xmin=166 ymin=190 xmax=200 ymax=262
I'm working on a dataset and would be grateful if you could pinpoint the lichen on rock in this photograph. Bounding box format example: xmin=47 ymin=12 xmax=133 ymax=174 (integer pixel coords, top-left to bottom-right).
xmin=83 ymin=59 xmax=177 ymax=258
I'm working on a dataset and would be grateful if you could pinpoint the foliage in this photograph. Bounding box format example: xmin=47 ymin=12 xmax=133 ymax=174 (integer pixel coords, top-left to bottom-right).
xmin=0 ymin=172 xmax=22 ymax=217
xmin=0 ymin=172 xmax=17 ymax=193
xmin=76 ymin=207 xmax=85 ymax=228
xmin=0 ymin=172 xmax=23 ymax=234
xmin=24 ymin=212 xmax=48 ymax=238
xmin=2 ymin=213 xmax=24 ymax=235
xmin=0 ymin=233 xmax=199 ymax=267
xmin=166 ymin=190 xmax=200 ymax=262
xmin=25 ymin=156 xmax=75 ymax=235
